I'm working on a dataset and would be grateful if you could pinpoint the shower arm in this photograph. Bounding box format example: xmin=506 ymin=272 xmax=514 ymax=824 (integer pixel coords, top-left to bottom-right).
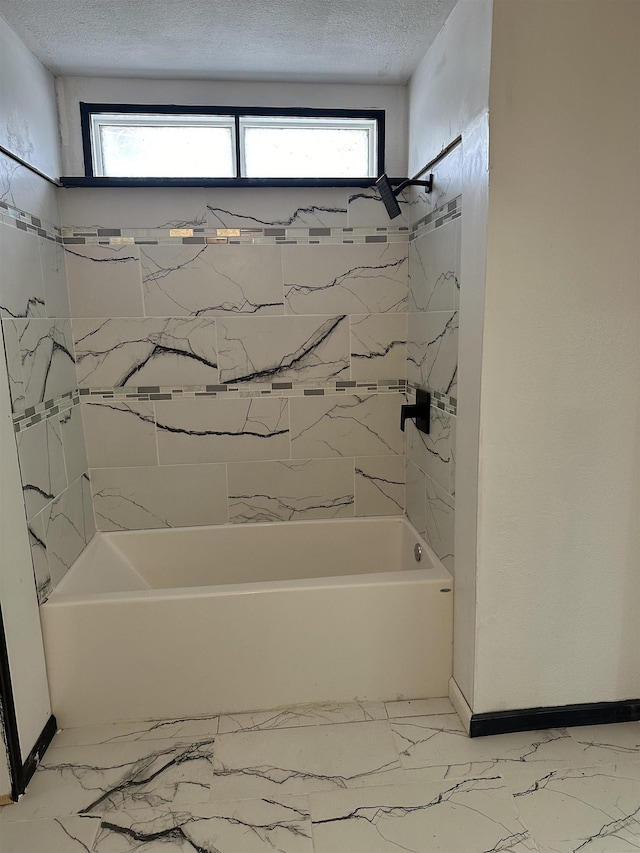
xmin=390 ymin=176 xmax=433 ymax=196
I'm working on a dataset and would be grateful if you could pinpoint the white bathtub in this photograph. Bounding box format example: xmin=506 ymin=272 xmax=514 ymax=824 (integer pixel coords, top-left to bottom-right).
xmin=40 ymin=517 xmax=453 ymax=728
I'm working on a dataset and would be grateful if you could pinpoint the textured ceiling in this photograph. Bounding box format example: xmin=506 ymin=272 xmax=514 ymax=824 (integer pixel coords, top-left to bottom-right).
xmin=0 ymin=0 xmax=457 ymax=83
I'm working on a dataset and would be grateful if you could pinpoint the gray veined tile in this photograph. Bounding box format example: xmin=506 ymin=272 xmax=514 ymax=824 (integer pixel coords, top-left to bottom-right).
xmin=408 ymin=217 xmax=460 ymax=313
xmin=45 ymin=476 xmax=88 ymax=588
xmin=0 ymin=738 xmax=219 ymax=823
xmin=16 ymin=417 xmax=67 ymax=519
xmin=28 ymin=509 xmax=51 ymax=604
xmin=406 ymin=310 xmax=429 ymax=389
xmin=426 ymin=310 xmax=458 ymax=398
xmin=406 ymin=405 xmax=452 ymax=493
xmin=217 ymin=314 xmax=349 ymax=384
xmin=155 ymin=397 xmax=290 ymax=465
xmin=73 ymin=317 xmax=219 ymax=388
xmin=566 ymin=722 xmax=640 ymax=764
xmin=389 ymin=714 xmax=588 ymax=783
xmin=354 ymin=455 xmax=405 ymax=516
xmin=40 ymin=235 xmax=71 ymax=319
xmin=505 ymin=763 xmax=640 ymax=852
xmin=205 ymin=187 xmax=349 ymax=229
xmin=1 ymin=318 xmax=25 ymax=411
xmin=81 ymin=472 xmax=96 ymax=543
xmin=218 ymin=701 xmax=387 ymax=734
xmin=424 ymin=475 xmax=455 ymax=572
xmin=90 ymin=463 xmax=228 ymax=532
xmin=347 ymin=188 xmax=409 ymax=227
xmin=65 ymin=244 xmax=144 ymax=318
xmin=308 ymin=777 xmax=538 ymax=853
xmin=11 ymin=318 xmax=76 ymax=410
xmin=53 ymin=715 xmax=220 ymax=749
xmin=0 ymin=815 xmax=101 ymax=853
xmin=59 ymin=403 xmax=89 ymax=484
xmin=283 ymin=242 xmax=408 ymax=316
xmin=385 ymin=698 xmax=455 ymax=718
xmin=350 ymin=313 xmax=407 ymax=381
xmin=0 ymin=221 xmax=46 ymax=319
xmin=227 ymin=458 xmax=354 ymax=524
xmin=92 ymin=798 xmax=313 ymax=853
xmin=209 ymin=721 xmax=405 ymax=801
xmin=405 ymin=458 xmax=426 ymax=538
xmin=290 ymin=394 xmax=403 ymax=459
xmin=140 ymin=242 xmax=284 ymax=317
xmin=82 ymin=401 xmax=158 ymax=468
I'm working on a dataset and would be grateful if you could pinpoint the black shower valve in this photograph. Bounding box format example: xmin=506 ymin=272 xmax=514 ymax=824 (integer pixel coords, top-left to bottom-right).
xmin=400 ymin=388 xmax=431 ymax=434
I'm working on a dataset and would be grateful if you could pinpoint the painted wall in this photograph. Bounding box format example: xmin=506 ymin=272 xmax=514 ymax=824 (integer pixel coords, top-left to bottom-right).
xmin=474 ymin=0 xmax=640 ymax=712
xmin=56 ymin=77 xmax=408 ymax=178
xmin=407 ymin=0 xmax=492 ymax=705
xmin=58 ymin=186 xmax=408 ymax=536
xmin=0 ymin=18 xmax=60 ymax=180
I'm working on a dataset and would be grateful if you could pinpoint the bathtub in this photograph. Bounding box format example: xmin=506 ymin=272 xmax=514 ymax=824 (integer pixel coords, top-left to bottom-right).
xmin=40 ymin=517 xmax=453 ymax=728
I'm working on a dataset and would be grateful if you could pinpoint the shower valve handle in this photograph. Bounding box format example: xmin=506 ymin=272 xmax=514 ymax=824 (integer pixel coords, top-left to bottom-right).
xmin=400 ymin=389 xmax=431 ymax=434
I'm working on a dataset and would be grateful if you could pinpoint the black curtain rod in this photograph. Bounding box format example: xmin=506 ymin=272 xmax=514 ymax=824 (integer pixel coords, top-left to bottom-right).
xmin=411 ymin=135 xmax=462 ymax=183
xmin=0 ymin=145 xmax=60 ymax=188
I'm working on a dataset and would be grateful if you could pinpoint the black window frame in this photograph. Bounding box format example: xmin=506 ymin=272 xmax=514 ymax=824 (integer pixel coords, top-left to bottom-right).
xmin=65 ymin=103 xmax=386 ymax=188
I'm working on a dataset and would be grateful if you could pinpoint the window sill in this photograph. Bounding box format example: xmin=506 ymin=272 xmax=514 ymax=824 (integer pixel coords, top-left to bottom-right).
xmin=59 ymin=176 xmax=389 ymax=189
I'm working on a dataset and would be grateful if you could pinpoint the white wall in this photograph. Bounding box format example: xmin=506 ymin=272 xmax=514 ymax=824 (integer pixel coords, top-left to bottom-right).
xmin=408 ymin=0 xmax=493 ymax=707
xmin=475 ymin=0 xmax=640 ymax=712
xmin=0 ymin=18 xmax=60 ymax=179
xmin=56 ymin=77 xmax=408 ymax=177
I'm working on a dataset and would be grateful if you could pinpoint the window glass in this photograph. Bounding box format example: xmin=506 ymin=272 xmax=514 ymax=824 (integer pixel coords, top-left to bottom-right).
xmin=98 ymin=124 xmax=235 ymax=177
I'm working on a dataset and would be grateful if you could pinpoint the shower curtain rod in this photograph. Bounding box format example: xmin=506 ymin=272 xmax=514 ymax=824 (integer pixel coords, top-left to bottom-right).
xmin=410 ymin=135 xmax=462 ymax=183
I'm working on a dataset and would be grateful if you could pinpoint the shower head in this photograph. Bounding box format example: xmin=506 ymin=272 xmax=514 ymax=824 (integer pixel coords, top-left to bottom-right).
xmin=375 ymin=173 xmax=434 ymax=220
xmin=375 ymin=174 xmax=402 ymax=220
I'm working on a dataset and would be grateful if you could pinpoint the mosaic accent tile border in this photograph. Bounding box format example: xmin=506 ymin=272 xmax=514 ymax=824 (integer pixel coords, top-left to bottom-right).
xmin=12 ymin=390 xmax=79 ymax=432
xmin=61 ymin=224 xmax=410 ymax=247
xmin=410 ymin=195 xmax=462 ymax=241
xmin=12 ymin=380 xmax=408 ymax=432
xmin=0 ymin=200 xmax=62 ymax=243
xmin=408 ymin=382 xmax=457 ymax=416
xmin=80 ymin=378 xmax=408 ymax=402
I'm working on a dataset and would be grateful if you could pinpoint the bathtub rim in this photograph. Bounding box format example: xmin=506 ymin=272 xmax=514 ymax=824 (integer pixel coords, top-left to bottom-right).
xmin=44 ymin=516 xmax=452 ymax=606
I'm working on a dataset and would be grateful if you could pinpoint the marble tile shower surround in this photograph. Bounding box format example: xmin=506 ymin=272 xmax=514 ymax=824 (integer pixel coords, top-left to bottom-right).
xmin=55 ymin=188 xmax=420 ymax=549
xmin=0 ymin=165 xmax=95 ymax=606
xmin=0 ymin=175 xmax=461 ymax=600
xmin=1 ymin=700 xmax=637 ymax=853
xmin=403 ymin=143 xmax=462 ymax=574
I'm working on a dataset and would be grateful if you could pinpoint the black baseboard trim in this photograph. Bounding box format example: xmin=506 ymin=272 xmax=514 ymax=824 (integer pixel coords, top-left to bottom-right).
xmin=470 ymin=698 xmax=640 ymax=738
xmin=18 ymin=715 xmax=57 ymax=798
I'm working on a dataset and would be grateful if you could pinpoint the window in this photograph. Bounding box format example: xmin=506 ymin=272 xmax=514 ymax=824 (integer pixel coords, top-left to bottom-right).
xmin=81 ymin=104 xmax=384 ymax=184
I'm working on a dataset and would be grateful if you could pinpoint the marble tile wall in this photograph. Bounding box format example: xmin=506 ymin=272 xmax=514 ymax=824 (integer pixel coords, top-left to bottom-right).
xmin=405 ymin=145 xmax=462 ymax=573
xmin=60 ymin=188 xmax=411 ymax=535
xmin=0 ymin=152 xmax=95 ymax=603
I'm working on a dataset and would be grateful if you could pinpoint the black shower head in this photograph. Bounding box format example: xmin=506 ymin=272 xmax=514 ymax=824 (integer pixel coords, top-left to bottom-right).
xmin=375 ymin=174 xmax=402 ymax=220
xmin=376 ymin=173 xmax=434 ymax=220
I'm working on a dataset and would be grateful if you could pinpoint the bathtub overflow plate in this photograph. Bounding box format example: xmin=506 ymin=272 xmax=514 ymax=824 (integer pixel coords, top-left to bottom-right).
xmin=414 ymin=544 xmax=422 ymax=562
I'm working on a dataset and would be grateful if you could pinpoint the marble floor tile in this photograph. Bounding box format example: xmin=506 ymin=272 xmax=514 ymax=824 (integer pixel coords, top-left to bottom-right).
xmin=308 ymin=777 xmax=539 ymax=853
xmin=389 ymin=715 xmax=588 ymax=782
xmin=506 ymin=762 xmax=640 ymax=852
xmin=0 ymin=815 xmax=100 ymax=853
xmin=209 ymin=721 xmax=405 ymax=801
xmin=566 ymin=721 xmax=640 ymax=765
xmin=92 ymin=798 xmax=313 ymax=852
xmin=0 ymin=738 xmax=218 ymax=823
xmin=218 ymin=701 xmax=387 ymax=734
xmin=53 ymin=715 xmax=220 ymax=749
xmin=385 ymin=698 xmax=455 ymax=718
